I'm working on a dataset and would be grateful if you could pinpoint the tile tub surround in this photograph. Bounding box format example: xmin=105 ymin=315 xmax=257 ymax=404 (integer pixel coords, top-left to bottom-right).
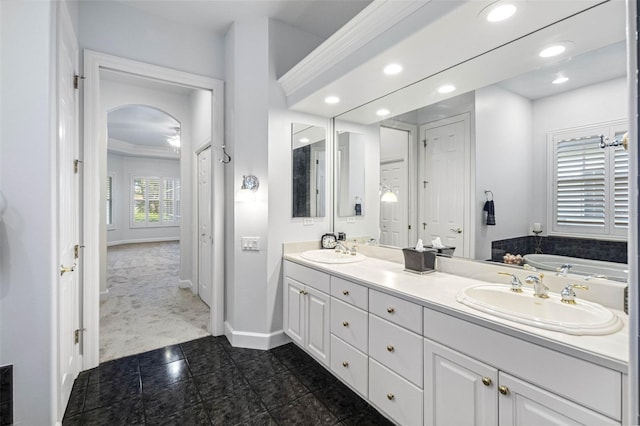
xmin=491 ymin=235 xmax=627 ymax=264
xmin=63 ymin=336 xmax=392 ymax=425
xmin=0 ymin=365 xmax=12 ymax=426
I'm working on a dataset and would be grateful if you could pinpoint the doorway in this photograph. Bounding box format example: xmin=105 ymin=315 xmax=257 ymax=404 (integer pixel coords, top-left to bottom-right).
xmin=82 ymin=51 xmax=224 ymax=370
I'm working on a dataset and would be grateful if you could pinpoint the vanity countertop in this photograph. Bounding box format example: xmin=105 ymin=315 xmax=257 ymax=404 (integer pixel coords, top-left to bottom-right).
xmin=283 ymin=252 xmax=629 ymax=373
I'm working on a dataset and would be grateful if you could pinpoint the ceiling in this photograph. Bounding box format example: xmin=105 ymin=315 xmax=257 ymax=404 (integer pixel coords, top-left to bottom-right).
xmin=108 ymin=105 xmax=180 ymax=147
xmin=112 ymin=0 xmax=372 ymax=38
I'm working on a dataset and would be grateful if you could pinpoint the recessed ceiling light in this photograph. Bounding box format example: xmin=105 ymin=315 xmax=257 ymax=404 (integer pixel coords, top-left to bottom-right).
xmin=299 ymin=138 xmax=310 ymax=143
xmin=324 ymin=96 xmax=340 ymax=104
xmin=437 ymin=84 xmax=456 ymax=94
xmin=383 ymin=63 xmax=403 ymax=75
xmin=486 ymin=3 xmax=517 ymax=22
xmin=376 ymin=109 xmax=390 ymax=116
xmin=552 ymin=76 xmax=569 ymax=85
xmin=539 ymin=44 xmax=567 ymax=58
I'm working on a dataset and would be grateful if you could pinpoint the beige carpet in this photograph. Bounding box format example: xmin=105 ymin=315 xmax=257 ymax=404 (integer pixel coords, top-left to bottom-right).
xmin=100 ymin=241 xmax=210 ymax=362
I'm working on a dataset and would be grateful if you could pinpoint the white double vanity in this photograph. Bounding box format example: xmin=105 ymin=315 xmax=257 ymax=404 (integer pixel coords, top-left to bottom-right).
xmin=282 ymin=245 xmax=628 ymax=426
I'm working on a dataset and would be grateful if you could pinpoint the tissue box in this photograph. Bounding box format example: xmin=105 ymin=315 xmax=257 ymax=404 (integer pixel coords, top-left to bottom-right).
xmin=426 ymin=245 xmax=455 ymax=257
xmin=402 ymin=248 xmax=437 ymax=274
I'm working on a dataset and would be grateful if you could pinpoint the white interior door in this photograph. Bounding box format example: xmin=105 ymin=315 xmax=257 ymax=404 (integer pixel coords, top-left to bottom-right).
xmin=197 ymin=147 xmax=212 ymax=307
xmin=380 ymin=160 xmax=408 ymax=247
xmin=57 ymin=5 xmax=80 ymax=421
xmin=420 ymin=118 xmax=466 ymax=253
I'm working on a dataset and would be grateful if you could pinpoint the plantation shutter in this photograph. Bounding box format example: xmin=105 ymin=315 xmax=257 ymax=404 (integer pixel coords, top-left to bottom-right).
xmin=555 ymin=136 xmax=606 ymax=228
xmin=163 ymin=178 xmax=175 ymax=222
xmin=106 ymin=175 xmax=113 ymax=226
xmin=147 ymin=178 xmax=161 ymax=223
xmin=613 ymin=132 xmax=629 ymax=230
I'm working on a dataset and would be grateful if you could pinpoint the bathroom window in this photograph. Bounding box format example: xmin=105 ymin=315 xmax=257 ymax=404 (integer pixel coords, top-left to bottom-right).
xmin=549 ymin=121 xmax=628 ymax=238
xmin=106 ymin=174 xmax=114 ymax=230
xmin=131 ymin=176 xmax=180 ymax=227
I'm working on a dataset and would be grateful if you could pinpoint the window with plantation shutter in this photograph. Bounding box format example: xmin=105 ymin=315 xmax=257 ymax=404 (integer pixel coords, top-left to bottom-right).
xmin=131 ymin=176 xmax=180 ymax=227
xmin=550 ymin=121 xmax=628 ymax=238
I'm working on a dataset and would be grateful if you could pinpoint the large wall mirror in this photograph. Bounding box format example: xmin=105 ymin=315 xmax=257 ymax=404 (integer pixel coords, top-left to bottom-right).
xmin=332 ymin=1 xmax=628 ymax=279
xmin=292 ymin=123 xmax=326 ymax=218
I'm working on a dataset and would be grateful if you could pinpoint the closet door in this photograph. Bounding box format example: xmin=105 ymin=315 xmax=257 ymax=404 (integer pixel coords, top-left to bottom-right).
xmin=197 ymin=147 xmax=212 ymax=306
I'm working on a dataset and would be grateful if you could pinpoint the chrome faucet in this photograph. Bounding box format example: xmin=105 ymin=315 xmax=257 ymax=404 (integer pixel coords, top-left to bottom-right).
xmin=498 ymin=272 xmax=523 ymax=293
xmin=560 ymin=283 xmax=589 ymax=304
xmin=556 ymin=263 xmax=573 ymax=276
xmin=334 ymin=241 xmax=349 ymax=254
xmin=525 ymin=274 xmax=549 ymax=298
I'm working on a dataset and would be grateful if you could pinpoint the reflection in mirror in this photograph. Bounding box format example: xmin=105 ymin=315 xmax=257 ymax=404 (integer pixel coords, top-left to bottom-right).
xmin=292 ymin=123 xmax=326 ymax=218
xmin=336 ymin=130 xmax=366 ymax=217
xmin=333 ymin=1 xmax=628 ymax=279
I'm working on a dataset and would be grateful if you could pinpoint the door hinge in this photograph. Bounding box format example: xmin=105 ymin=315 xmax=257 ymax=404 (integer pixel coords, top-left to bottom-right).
xmin=74 ymin=244 xmax=85 ymax=259
xmin=423 ymin=180 xmax=428 ymax=189
xmin=408 ymin=225 xmax=412 ymax=230
xmin=74 ymin=159 xmax=82 ymax=173
xmin=73 ymin=74 xmax=85 ymax=89
xmin=74 ymin=328 xmax=86 ymax=344
xmin=423 ymin=139 xmax=427 ymax=147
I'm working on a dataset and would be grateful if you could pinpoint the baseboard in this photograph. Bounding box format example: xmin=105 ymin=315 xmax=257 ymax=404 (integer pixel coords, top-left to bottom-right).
xmin=224 ymin=322 xmax=290 ymax=350
xmin=178 ymin=279 xmax=194 ymax=293
xmin=107 ymin=237 xmax=179 ymax=247
xmin=99 ymin=289 xmax=109 ymax=302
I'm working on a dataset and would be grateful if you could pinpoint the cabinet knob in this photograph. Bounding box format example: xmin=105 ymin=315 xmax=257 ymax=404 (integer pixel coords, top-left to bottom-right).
xmin=387 ymin=393 xmax=395 ymax=401
xmin=343 ymin=290 xmax=349 ymax=296
xmin=342 ymin=321 xmax=349 ymax=327
xmin=386 ymin=345 xmax=395 ymax=352
xmin=482 ymin=377 xmax=492 ymax=386
xmin=499 ymin=385 xmax=509 ymax=395
xmin=387 ymin=307 xmax=395 ymax=314
xmin=342 ymin=361 xmax=349 ymax=368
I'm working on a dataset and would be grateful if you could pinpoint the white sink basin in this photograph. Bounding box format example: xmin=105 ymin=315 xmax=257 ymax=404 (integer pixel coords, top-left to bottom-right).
xmin=300 ymin=249 xmax=366 ymax=264
xmin=456 ymin=284 xmax=622 ymax=335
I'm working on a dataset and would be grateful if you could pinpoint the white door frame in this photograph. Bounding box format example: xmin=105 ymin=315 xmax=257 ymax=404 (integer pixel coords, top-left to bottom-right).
xmin=82 ymin=50 xmax=224 ymax=369
xmin=420 ymin=113 xmax=473 ymax=258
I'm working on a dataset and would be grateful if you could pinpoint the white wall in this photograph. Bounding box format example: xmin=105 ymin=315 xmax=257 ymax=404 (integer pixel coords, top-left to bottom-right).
xmin=0 ymin=1 xmax=58 ymax=424
xmin=475 ymin=85 xmax=533 ymax=260
xmin=100 ymin=78 xmax=194 ymax=293
xmin=78 ymin=1 xmax=224 ymax=79
xmin=107 ymin=153 xmax=180 ymax=245
xmin=531 ymin=77 xmax=628 ymax=232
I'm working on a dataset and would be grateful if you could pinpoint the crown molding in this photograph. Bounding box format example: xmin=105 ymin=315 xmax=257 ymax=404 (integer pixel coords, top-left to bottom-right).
xmin=107 ymin=138 xmax=179 ymax=159
xmin=277 ymin=0 xmax=427 ymax=98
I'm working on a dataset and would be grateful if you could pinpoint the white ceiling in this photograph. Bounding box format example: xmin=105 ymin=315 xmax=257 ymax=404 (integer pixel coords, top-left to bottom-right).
xmin=112 ymin=0 xmax=372 ymax=38
xmin=108 ymin=105 xmax=180 ymax=147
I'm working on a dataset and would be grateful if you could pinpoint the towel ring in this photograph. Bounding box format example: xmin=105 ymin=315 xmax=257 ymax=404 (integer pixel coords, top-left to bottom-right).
xmin=484 ymin=190 xmax=493 ymax=201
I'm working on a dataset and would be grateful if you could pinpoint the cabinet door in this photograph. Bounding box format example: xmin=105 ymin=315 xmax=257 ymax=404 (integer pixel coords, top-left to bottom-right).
xmin=424 ymin=339 xmax=498 ymax=426
xmin=283 ymin=277 xmax=305 ymax=346
xmin=498 ymin=372 xmax=620 ymax=426
xmin=306 ymin=286 xmax=331 ymax=367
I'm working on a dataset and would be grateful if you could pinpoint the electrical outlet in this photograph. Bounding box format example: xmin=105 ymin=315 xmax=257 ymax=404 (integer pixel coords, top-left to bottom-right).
xmin=241 ymin=237 xmax=260 ymax=251
xmin=303 ymin=218 xmax=314 ymax=226
xmin=346 ymin=217 xmax=356 ymax=224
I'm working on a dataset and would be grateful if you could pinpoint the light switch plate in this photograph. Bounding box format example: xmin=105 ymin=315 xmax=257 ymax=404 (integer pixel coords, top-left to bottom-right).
xmin=241 ymin=237 xmax=260 ymax=251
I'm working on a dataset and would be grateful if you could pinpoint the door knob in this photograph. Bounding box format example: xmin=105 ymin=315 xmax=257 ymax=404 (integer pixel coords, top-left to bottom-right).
xmin=60 ymin=264 xmax=75 ymax=276
xmin=450 ymin=227 xmax=463 ymax=234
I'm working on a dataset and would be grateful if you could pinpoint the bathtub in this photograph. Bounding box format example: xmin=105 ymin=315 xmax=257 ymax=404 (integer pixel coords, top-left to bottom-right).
xmin=523 ymin=254 xmax=628 ymax=282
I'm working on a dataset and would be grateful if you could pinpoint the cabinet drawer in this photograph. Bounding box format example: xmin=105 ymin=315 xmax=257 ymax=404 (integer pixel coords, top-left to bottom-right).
xmin=284 ymin=260 xmax=330 ymax=294
xmin=369 ymin=358 xmax=423 ymax=426
xmin=370 ymin=289 xmax=422 ymax=334
xmin=331 ymin=298 xmax=368 ymax=352
xmin=330 ymin=335 xmax=368 ymax=398
xmin=331 ymin=276 xmax=368 ymax=310
xmin=369 ymin=314 xmax=423 ymax=387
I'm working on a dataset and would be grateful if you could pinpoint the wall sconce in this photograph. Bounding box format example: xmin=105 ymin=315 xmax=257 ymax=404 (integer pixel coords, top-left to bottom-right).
xmin=237 ymin=175 xmax=259 ymax=202
xmin=380 ymin=183 xmax=398 ymax=203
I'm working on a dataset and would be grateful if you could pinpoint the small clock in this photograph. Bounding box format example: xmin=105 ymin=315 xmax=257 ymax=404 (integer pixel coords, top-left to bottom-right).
xmin=321 ymin=233 xmax=337 ymax=249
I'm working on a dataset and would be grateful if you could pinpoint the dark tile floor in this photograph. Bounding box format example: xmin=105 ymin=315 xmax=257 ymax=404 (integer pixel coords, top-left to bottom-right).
xmin=63 ymin=336 xmax=394 ymax=425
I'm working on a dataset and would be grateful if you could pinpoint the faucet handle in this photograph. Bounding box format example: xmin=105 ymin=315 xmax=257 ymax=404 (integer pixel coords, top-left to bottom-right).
xmin=560 ymin=284 xmax=589 ymax=304
xmin=498 ymin=272 xmax=523 ymax=293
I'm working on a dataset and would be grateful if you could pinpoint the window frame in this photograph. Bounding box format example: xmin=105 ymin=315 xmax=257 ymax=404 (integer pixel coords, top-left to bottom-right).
xmin=130 ymin=175 xmax=181 ymax=228
xmin=547 ymin=119 xmax=628 ymax=240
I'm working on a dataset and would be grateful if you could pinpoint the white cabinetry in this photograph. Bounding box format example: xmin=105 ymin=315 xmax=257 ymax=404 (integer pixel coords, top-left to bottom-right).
xmin=283 ymin=262 xmax=331 ymax=367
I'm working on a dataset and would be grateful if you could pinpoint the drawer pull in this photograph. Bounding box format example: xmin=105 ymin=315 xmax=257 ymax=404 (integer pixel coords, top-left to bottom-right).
xmin=387 ymin=307 xmax=395 ymax=314
xmin=387 ymin=393 xmax=395 ymax=401
xmin=386 ymin=345 xmax=395 ymax=352
xmin=342 ymin=321 xmax=349 ymax=327
xmin=499 ymin=385 xmax=509 ymax=395
xmin=343 ymin=290 xmax=349 ymax=296
xmin=342 ymin=361 xmax=349 ymax=368
xmin=482 ymin=377 xmax=492 ymax=386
